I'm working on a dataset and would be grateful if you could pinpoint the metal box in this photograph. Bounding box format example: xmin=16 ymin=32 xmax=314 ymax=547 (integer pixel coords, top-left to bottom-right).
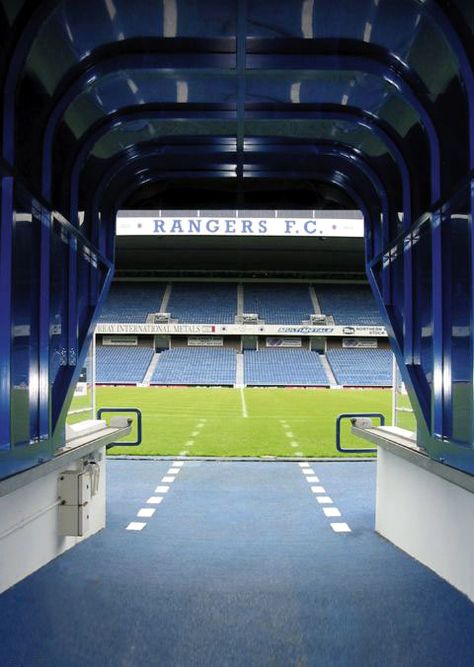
xmin=58 ymin=504 xmax=90 ymax=537
xmin=58 ymin=470 xmax=92 ymax=506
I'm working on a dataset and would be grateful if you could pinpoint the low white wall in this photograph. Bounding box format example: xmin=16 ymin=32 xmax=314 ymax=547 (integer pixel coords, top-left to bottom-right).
xmin=0 ymin=447 xmax=106 ymax=594
xmin=376 ymin=446 xmax=474 ymax=601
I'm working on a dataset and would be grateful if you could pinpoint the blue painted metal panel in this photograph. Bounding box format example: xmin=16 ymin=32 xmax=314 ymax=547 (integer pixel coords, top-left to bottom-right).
xmin=2 ymin=0 xmax=474 ymax=476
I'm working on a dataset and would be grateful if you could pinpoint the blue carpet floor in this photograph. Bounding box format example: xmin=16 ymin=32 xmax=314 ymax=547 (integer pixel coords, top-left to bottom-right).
xmin=1 ymin=460 xmax=474 ymax=666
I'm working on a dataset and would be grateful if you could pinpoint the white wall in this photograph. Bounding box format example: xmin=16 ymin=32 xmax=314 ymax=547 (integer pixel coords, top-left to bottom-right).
xmin=0 ymin=448 xmax=106 ymax=594
xmin=376 ymin=446 xmax=474 ymax=601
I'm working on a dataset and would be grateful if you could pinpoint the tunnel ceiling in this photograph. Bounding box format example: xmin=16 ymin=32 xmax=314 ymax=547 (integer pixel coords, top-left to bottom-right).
xmin=2 ymin=0 xmax=474 ymax=220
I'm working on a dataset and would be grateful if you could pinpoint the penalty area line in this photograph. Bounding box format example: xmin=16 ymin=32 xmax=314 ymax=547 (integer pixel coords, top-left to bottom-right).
xmin=240 ymin=387 xmax=248 ymax=418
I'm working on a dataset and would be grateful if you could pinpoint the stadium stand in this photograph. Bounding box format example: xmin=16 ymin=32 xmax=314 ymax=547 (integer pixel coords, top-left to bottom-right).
xmin=152 ymin=348 xmax=236 ymax=385
xmin=243 ymin=283 xmax=313 ymax=324
xmin=96 ymin=346 xmax=154 ymax=384
xmin=326 ymin=348 xmax=392 ymax=386
xmin=244 ymin=349 xmax=329 ymax=386
xmin=99 ymin=282 xmax=165 ymax=323
xmin=315 ymin=284 xmax=384 ymax=325
xmin=168 ymin=283 xmax=236 ymax=323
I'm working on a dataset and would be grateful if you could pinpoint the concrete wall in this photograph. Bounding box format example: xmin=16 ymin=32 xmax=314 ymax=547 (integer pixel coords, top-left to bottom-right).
xmin=0 ymin=448 xmax=106 ymax=594
xmin=376 ymin=446 xmax=474 ymax=601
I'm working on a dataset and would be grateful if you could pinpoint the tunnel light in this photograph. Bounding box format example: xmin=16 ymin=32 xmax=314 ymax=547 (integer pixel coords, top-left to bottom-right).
xmin=105 ymin=0 xmax=117 ymax=21
xmin=163 ymin=0 xmax=178 ymax=38
xmin=363 ymin=21 xmax=373 ymax=42
xmin=301 ymin=0 xmax=314 ymax=39
xmin=177 ymin=81 xmax=188 ymax=103
xmin=128 ymin=78 xmax=139 ymax=95
xmin=290 ymin=82 xmax=301 ymax=104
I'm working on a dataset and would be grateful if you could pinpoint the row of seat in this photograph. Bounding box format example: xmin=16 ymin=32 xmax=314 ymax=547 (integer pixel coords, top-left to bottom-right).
xmin=327 ymin=348 xmax=393 ymax=386
xmin=98 ymin=281 xmax=384 ymax=325
xmin=95 ymin=346 xmax=392 ymax=386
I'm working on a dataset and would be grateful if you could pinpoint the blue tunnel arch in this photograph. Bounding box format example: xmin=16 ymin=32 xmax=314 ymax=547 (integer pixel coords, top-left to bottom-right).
xmin=1 ymin=0 xmax=474 ymax=478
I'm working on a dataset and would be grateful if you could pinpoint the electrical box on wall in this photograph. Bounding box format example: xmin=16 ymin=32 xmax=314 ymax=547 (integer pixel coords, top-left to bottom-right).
xmin=58 ymin=471 xmax=92 ymax=506
xmin=58 ymin=504 xmax=90 ymax=537
xmin=58 ymin=469 xmax=93 ymax=537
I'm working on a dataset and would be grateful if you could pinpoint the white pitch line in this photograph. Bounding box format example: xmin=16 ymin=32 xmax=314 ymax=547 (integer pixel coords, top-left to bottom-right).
xmin=179 ymin=450 xmax=189 ymax=456
xmin=295 ymin=451 xmax=305 ymax=457
xmin=185 ymin=440 xmax=194 ymax=447
xmin=137 ymin=508 xmax=156 ymax=518
xmin=240 ymin=387 xmax=248 ymax=418
xmin=191 ymin=431 xmax=199 ymax=436
xmin=126 ymin=522 xmax=146 ymax=531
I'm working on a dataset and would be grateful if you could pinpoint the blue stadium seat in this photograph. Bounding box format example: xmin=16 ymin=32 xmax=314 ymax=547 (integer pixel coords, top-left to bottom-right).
xmin=96 ymin=346 xmax=154 ymax=384
xmin=244 ymin=349 xmax=329 ymax=386
xmin=243 ymin=284 xmax=313 ymax=324
xmin=152 ymin=348 xmax=236 ymax=385
xmin=99 ymin=283 xmax=166 ymax=323
xmin=316 ymin=284 xmax=383 ymax=325
xmin=327 ymin=348 xmax=392 ymax=386
xmin=168 ymin=283 xmax=236 ymax=323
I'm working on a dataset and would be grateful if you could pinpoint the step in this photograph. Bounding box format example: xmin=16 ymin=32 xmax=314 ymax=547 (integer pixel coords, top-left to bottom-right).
xmin=142 ymin=352 xmax=161 ymax=385
xmin=320 ymin=353 xmax=339 ymax=387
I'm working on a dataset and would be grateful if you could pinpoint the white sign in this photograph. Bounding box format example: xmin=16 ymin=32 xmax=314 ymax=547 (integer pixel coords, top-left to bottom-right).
xmin=102 ymin=335 xmax=138 ymax=346
xmin=342 ymin=337 xmax=378 ymax=348
xmin=266 ymin=337 xmax=302 ymax=348
xmin=188 ymin=336 xmax=223 ymax=347
xmin=116 ymin=216 xmax=363 ymax=238
xmin=96 ymin=323 xmax=386 ymax=337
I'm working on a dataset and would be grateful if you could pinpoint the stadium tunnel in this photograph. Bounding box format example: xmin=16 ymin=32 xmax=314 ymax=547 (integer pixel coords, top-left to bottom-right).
xmin=2 ymin=0 xmax=474 ymax=657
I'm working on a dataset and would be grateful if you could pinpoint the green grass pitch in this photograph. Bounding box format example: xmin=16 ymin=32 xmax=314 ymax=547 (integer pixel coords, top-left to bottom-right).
xmin=71 ymin=386 xmax=395 ymax=458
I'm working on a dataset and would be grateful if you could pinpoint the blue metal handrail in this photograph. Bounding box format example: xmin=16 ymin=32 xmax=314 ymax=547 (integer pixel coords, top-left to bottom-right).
xmin=336 ymin=412 xmax=385 ymax=454
xmin=97 ymin=408 xmax=142 ymax=449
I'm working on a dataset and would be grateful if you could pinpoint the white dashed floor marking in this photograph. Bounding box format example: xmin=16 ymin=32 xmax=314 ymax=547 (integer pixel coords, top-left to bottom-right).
xmin=296 ymin=463 xmax=352 ymax=533
xmin=323 ymin=507 xmax=341 ymax=518
xmin=126 ymin=461 xmax=186 ymax=532
xmin=147 ymin=496 xmax=164 ymax=505
xmin=330 ymin=522 xmax=351 ymax=533
xmin=126 ymin=522 xmax=146 ymax=531
xmin=316 ymin=496 xmax=333 ymax=504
